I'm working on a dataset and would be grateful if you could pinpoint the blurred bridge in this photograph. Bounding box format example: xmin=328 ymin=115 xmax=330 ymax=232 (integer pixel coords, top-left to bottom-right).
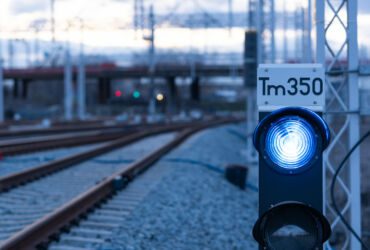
xmin=4 ymin=63 xmax=244 ymax=104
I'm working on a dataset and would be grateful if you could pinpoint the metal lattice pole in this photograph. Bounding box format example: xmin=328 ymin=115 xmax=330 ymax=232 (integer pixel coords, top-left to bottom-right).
xmin=347 ymin=2 xmax=361 ymax=249
xmin=315 ymin=0 xmax=361 ymax=249
xmin=257 ymin=0 xmax=275 ymax=63
xmin=282 ymin=0 xmax=288 ymax=62
xmin=248 ymin=0 xmax=256 ymax=29
xmin=256 ymin=0 xmax=264 ymax=63
xmin=306 ymin=0 xmax=312 ymax=63
xmin=147 ymin=5 xmax=156 ymax=115
xmin=269 ymin=0 xmax=275 ymax=63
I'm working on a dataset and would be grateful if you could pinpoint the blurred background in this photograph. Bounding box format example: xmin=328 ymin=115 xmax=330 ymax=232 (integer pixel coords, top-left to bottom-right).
xmin=0 ymin=0 xmax=368 ymax=121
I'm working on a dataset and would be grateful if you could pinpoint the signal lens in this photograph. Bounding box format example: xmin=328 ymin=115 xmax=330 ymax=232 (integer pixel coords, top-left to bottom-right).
xmin=115 ymin=90 xmax=122 ymax=97
xmin=265 ymin=116 xmax=317 ymax=170
xmin=156 ymin=93 xmax=164 ymax=101
xmin=133 ymin=91 xmax=141 ymax=99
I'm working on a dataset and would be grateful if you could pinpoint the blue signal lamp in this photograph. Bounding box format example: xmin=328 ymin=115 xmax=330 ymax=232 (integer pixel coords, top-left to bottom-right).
xmin=253 ymin=107 xmax=330 ymax=174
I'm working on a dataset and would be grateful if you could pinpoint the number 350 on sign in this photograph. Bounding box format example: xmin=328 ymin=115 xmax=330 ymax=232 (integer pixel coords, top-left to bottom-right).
xmin=257 ymin=64 xmax=325 ymax=108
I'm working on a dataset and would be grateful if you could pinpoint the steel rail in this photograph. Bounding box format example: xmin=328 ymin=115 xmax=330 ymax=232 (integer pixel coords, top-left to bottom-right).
xmin=0 ymin=118 xmax=109 ymax=130
xmin=0 ymin=122 xmax=199 ymax=192
xmin=0 ymin=130 xmax=126 ymax=156
xmin=0 ymin=122 xmax=151 ymax=138
xmin=0 ymin=123 xmax=172 ymax=156
xmin=0 ymin=118 xmax=237 ymax=250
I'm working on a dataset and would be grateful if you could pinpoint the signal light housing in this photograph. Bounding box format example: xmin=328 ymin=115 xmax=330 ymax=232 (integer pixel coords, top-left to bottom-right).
xmin=253 ymin=201 xmax=331 ymax=250
xmin=253 ymin=106 xmax=331 ymax=249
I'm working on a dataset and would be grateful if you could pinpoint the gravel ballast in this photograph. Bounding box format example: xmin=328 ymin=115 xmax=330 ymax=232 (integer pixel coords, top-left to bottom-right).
xmin=0 ymin=143 xmax=104 ymax=177
xmin=97 ymin=123 xmax=258 ymax=250
xmin=0 ymin=133 xmax=176 ymax=242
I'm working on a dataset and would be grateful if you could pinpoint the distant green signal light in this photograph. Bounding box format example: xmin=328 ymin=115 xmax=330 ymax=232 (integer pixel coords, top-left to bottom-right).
xmin=133 ymin=91 xmax=141 ymax=99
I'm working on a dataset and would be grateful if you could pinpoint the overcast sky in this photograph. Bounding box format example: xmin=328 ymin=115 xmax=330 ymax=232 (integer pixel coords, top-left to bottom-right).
xmin=0 ymin=0 xmax=369 ymax=63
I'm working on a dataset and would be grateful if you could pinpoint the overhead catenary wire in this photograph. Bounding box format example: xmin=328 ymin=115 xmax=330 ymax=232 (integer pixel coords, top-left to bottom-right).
xmin=330 ymin=130 xmax=370 ymax=250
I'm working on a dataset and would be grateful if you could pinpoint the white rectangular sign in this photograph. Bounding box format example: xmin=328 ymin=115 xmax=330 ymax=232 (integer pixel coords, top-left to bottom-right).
xmin=257 ymin=64 xmax=325 ymax=110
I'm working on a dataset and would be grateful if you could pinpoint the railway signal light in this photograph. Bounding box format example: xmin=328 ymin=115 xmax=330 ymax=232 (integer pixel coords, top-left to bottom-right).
xmin=115 ymin=90 xmax=122 ymax=97
xmin=253 ymin=107 xmax=331 ymax=249
xmin=156 ymin=93 xmax=164 ymax=102
xmin=133 ymin=90 xmax=141 ymax=99
xmin=254 ymin=107 xmax=330 ymax=175
xmin=253 ymin=64 xmax=331 ymax=250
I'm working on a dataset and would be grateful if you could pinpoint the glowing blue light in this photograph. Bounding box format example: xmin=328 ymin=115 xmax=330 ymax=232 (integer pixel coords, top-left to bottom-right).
xmin=265 ymin=116 xmax=317 ymax=170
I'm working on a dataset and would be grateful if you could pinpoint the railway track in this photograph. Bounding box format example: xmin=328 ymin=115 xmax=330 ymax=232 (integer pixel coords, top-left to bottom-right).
xmin=0 ymin=116 xmax=240 ymax=249
xmin=0 ymin=129 xmax=125 ymax=157
xmin=0 ymin=121 xmax=197 ymax=192
xmin=0 ymin=120 xmax=235 ymax=249
xmin=49 ymin=158 xmax=171 ymax=250
xmin=0 ymin=120 xmax=138 ymax=138
xmin=0 ymin=118 xmax=110 ymax=130
xmin=0 ymin=121 xmax=193 ymax=156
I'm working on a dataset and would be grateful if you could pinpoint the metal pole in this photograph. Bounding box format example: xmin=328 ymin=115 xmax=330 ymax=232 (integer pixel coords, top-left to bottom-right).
xmin=0 ymin=27 xmax=5 ymax=121
xmin=307 ymin=0 xmax=312 ymax=62
xmin=315 ymin=0 xmax=325 ymax=64
xmin=140 ymin=0 xmax=145 ymax=30
xmin=34 ymin=29 xmax=40 ymax=65
xmin=270 ymin=0 xmax=275 ymax=63
xmin=24 ymin=41 xmax=31 ymax=67
xmin=294 ymin=9 xmax=300 ymax=62
xmin=248 ymin=0 xmax=256 ymax=29
xmin=301 ymin=7 xmax=306 ymax=62
xmin=256 ymin=0 xmax=263 ymax=64
xmin=64 ymin=49 xmax=73 ymax=120
xmin=51 ymin=0 xmax=55 ymax=44
xmin=315 ymin=0 xmax=325 ymax=221
xmin=347 ymin=1 xmax=361 ymax=249
xmin=246 ymin=88 xmax=257 ymax=163
xmin=0 ymin=49 xmax=4 ymax=122
xmin=8 ymin=40 xmax=14 ymax=68
xmin=134 ymin=0 xmax=138 ymax=31
xmin=77 ymin=47 xmax=85 ymax=120
xmin=189 ymin=16 xmax=196 ymax=79
xmin=283 ymin=0 xmax=288 ymax=62
xmin=148 ymin=5 xmax=156 ymax=115
xmin=228 ymin=0 xmax=233 ymax=33
xmin=316 ymin=0 xmax=362 ymax=248
xmin=77 ymin=19 xmax=86 ymax=120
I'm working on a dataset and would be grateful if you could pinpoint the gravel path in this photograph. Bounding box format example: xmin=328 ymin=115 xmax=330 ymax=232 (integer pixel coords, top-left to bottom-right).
xmin=0 ymin=133 xmax=175 ymax=242
xmin=95 ymin=123 xmax=258 ymax=250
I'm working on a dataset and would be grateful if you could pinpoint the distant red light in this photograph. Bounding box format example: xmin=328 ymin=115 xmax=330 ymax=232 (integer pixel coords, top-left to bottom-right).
xmin=115 ymin=90 xmax=122 ymax=97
